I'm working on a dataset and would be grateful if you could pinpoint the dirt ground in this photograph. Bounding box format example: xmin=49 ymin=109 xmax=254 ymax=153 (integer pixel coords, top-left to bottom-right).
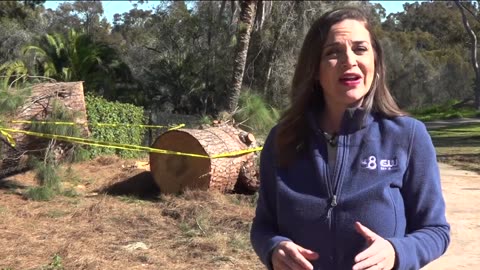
xmin=422 ymin=163 xmax=480 ymax=270
xmin=0 ymin=156 xmax=263 ymax=270
xmin=0 ymin=157 xmax=479 ymax=269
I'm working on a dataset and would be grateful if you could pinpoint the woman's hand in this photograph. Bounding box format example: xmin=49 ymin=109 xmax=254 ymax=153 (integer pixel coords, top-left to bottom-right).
xmin=352 ymin=222 xmax=396 ymax=270
xmin=271 ymin=241 xmax=319 ymax=270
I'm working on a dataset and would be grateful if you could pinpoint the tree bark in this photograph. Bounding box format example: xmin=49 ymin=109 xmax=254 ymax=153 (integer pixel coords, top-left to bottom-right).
xmin=227 ymin=0 xmax=257 ymax=113
xmin=0 ymin=82 xmax=89 ymax=177
xmin=263 ymin=3 xmax=294 ymax=95
xmin=455 ymin=0 xmax=480 ymax=110
xmin=149 ymin=125 xmax=259 ymax=194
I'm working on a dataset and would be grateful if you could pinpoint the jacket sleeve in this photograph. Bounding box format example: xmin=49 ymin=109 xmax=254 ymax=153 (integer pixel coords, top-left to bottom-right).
xmin=387 ymin=120 xmax=450 ymax=270
xmin=250 ymin=127 xmax=292 ymax=269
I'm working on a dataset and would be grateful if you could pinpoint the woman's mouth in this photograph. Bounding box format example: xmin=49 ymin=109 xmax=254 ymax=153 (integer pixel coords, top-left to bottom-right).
xmin=339 ymin=74 xmax=362 ymax=87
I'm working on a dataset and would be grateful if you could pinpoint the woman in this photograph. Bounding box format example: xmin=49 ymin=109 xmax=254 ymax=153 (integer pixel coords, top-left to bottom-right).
xmin=250 ymin=7 xmax=450 ymax=270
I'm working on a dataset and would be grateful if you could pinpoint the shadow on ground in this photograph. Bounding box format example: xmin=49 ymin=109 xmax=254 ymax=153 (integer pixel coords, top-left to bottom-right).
xmin=0 ymin=178 xmax=27 ymax=190
xmin=99 ymin=171 xmax=161 ymax=200
xmin=432 ymin=135 xmax=480 ymax=147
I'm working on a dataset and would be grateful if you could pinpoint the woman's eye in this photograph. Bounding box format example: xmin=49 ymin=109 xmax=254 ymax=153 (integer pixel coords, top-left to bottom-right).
xmin=354 ymin=46 xmax=368 ymax=53
xmin=325 ymin=49 xmax=340 ymax=56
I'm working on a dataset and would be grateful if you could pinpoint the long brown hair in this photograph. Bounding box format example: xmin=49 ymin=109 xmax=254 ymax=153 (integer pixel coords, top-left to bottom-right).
xmin=275 ymin=7 xmax=405 ymax=166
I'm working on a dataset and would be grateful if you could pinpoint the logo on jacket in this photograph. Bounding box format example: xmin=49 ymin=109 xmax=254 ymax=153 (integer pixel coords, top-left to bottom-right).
xmin=361 ymin=156 xmax=398 ymax=171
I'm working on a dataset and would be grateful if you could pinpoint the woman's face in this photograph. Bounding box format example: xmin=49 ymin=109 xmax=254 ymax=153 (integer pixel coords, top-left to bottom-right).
xmin=318 ymin=19 xmax=375 ymax=110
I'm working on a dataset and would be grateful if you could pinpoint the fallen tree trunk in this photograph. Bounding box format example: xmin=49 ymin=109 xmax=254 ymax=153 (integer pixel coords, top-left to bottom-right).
xmin=0 ymin=82 xmax=89 ymax=177
xmin=149 ymin=125 xmax=259 ymax=194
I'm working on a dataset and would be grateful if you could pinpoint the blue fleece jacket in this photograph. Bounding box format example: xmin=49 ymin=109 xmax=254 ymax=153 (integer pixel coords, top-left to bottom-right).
xmin=250 ymin=109 xmax=450 ymax=270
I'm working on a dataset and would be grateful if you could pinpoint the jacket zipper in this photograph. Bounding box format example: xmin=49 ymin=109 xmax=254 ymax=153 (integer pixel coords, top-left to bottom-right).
xmin=325 ymin=134 xmax=348 ymax=269
xmin=326 ymin=134 xmax=348 ymax=229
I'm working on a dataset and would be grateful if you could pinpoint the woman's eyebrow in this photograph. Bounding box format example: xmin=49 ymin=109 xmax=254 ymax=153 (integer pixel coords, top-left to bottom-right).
xmin=323 ymin=40 xmax=370 ymax=49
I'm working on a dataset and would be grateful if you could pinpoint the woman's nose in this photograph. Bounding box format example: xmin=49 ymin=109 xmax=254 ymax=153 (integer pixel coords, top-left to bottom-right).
xmin=341 ymin=50 xmax=357 ymax=67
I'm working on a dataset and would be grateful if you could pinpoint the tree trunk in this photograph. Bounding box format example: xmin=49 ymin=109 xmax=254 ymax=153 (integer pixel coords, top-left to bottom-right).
xmin=456 ymin=0 xmax=480 ymax=110
xmin=227 ymin=0 xmax=257 ymax=113
xmin=262 ymin=3 xmax=294 ymax=96
xmin=149 ymin=125 xmax=259 ymax=194
xmin=0 ymin=82 xmax=89 ymax=177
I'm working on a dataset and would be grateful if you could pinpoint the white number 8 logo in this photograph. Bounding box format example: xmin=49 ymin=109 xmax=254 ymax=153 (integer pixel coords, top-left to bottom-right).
xmin=367 ymin=155 xmax=377 ymax=170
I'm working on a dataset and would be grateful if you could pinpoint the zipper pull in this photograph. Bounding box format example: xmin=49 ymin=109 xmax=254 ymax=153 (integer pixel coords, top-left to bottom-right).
xmin=331 ymin=195 xmax=337 ymax=207
xmin=327 ymin=195 xmax=337 ymax=229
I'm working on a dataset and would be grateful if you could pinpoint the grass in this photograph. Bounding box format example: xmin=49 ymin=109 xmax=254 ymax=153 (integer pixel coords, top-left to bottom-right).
xmin=428 ymin=123 xmax=480 ymax=173
xmin=38 ymin=254 xmax=64 ymax=270
xmin=410 ymin=100 xmax=480 ymax=122
xmin=410 ymin=101 xmax=480 ymax=173
xmin=414 ymin=107 xmax=478 ymax=121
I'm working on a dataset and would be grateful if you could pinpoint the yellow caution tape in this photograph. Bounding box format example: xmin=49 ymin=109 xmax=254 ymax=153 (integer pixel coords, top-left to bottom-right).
xmin=166 ymin=124 xmax=185 ymax=130
xmin=11 ymin=120 xmax=185 ymax=130
xmin=0 ymin=127 xmax=262 ymax=159
xmin=0 ymin=130 xmax=16 ymax=147
xmin=211 ymin=146 xmax=262 ymax=158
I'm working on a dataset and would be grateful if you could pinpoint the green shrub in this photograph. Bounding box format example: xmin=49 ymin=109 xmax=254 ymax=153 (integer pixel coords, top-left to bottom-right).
xmin=85 ymin=95 xmax=146 ymax=158
xmin=69 ymin=145 xmax=91 ymax=162
xmin=24 ymin=156 xmax=61 ymax=201
xmin=234 ymin=90 xmax=279 ymax=138
xmin=0 ymin=83 xmax=31 ymax=116
xmin=25 ymin=186 xmax=55 ymax=201
xmin=38 ymin=254 xmax=64 ymax=270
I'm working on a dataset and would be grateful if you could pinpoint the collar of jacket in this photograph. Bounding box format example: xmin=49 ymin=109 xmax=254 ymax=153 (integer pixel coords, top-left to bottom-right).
xmin=306 ymin=107 xmax=374 ymax=136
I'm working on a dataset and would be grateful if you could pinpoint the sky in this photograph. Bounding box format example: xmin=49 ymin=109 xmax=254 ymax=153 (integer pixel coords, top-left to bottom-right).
xmin=370 ymin=1 xmax=418 ymax=14
xmin=43 ymin=0 xmax=158 ymax=22
xmin=44 ymin=1 xmax=419 ymax=23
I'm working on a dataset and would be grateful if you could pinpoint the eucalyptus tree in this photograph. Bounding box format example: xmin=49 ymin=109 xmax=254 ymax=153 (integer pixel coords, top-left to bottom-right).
xmin=381 ymin=1 xmax=476 ymax=109
xmin=43 ymin=0 xmax=110 ymax=43
xmin=0 ymin=0 xmax=48 ymax=65
xmin=455 ymin=0 xmax=480 ymax=110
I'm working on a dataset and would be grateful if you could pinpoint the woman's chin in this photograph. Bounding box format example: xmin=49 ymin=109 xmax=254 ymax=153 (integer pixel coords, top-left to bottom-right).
xmin=343 ymin=95 xmax=365 ymax=107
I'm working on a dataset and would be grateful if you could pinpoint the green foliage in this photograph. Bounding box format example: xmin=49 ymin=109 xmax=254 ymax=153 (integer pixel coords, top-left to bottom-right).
xmin=234 ymin=90 xmax=280 ymax=138
xmin=24 ymin=156 xmax=61 ymax=201
xmin=1 ymin=28 xmax=132 ymax=99
xmin=1 ymin=0 xmax=478 ymax=122
xmin=38 ymin=254 xmax=64 ymax=270
xmin=199 ymin=114 xmax=213 ymax=125
xmin=0 ymin=60 xmax=30 ymax=88
xmin=85 ymin=95 xmax=146 ymax=158
xmin=29 ymin=99 xmax=82 ymax=138
xmin=25 ymin=185 xmax=54 ymax=201
xmin=0 ymin=83 xmax=31 ymax=116
xmin=61 ymin=189 xmax=79 ymax=198
xmin=21 ymin=99 xmax=80 ymax=202
xmin=411 ymin=100 xmax=478 ymax=121
xmin=34 ymin=159 xmax=61 ymax=190
xmin=69 ymin=146 xmax=91 ymax=163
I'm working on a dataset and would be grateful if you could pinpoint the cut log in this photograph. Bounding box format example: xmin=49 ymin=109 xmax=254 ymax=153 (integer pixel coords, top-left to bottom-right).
xmin=149 ymin=125 xmax=259 ymax=194
xmin=0 ymin=82 xmax=89 ymax=176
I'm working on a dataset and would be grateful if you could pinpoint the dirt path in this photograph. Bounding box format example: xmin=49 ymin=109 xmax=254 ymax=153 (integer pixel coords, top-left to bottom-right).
xmin=423 ymin=163 xmax=480 ymax=269
xmin=423 ymin=118 xmax=480 ymax=129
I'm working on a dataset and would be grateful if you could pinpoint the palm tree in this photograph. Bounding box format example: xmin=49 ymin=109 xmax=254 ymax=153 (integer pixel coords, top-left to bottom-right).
xmin=1 ymin=29 xmax=131 ymax=98
xmin=225 ymin=0 xmax=273 ymax=113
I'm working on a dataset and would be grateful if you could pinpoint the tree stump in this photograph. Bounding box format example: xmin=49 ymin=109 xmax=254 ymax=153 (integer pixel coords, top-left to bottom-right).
xmin=149 ymin=125 xmax=259 ymax=194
